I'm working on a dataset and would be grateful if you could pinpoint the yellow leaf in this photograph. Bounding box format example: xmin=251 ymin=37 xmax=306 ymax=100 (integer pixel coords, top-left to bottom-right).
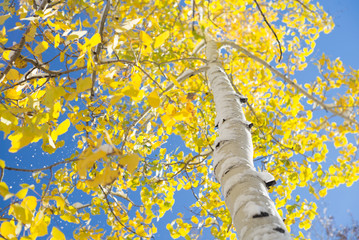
xmin=0 ymin=221 xmax=16 ymax=239
xmin=81 ymin=212 xmax=90 ymax=221
xmin=25 ymin=24 xmax=37 ymax=42
xmin=34 ymin=41 xmax=49 ymax=55
xmin=51 ymin=227 xmax=65 ymax=240
xmin=8 ymin=129 xmax=34 ymax=153
xmin=77 ymin=77 xmax=92 ymax=93
xmin=2 ymin=50 xmax=13 ymax=60
xmin=131 ymin=72 xmax=142 ymax=88
xmin=102 ymin=166 xmax=120 ymax=185
xmin=22 ymin=196 xmax=37 ymax=211
xmin=0 ymin=182 xmax=12 ymax=200
xmin=178 ymin=226 xmax=190 ymax=236
xmin=67 ymin=30 xmax=87 ymax=41
xmin=0 ymin=160 xmax=5 ymax=169
xmin=42 ymin=86 xmax=66 ymax=107
xmin=15 ymin=57 xmax=27 ymax=69
xmin=89 ymin=33 xmax=101 ymax=47
xmin=56 ymin=119 xmax=70 ymax=136
xmin=0 ymin=182 xmax=8 ymax=196
xmin=148 ymin=90 xmax=160 ymax=108
xmin=31 ymin=211 xmax=49 ymax=237
xmin=53 ymin=196 xmax=66 ymax=210
xmin=78 ymin=150 xmax=107 ymax=178
xmin=6 ymin=69 xmax=21 ymax=81
xmin=54 ymin=34 xmax=60 ymax=48
xmin=136 ymin=225 xmax=147 ymax=237
xmin=5 ymin=88 xmax=21 ymax=99
xmin=60 ymin=214 xmax=79 ymax=224
xmin=110 ymin=95 xmax=123 ymax=105
xmin=119 ymin=154 xmax=141 ymax=174
xmin=44 ymin=30 xmax=54 ymax=42
xmin=319 ymin=188 xmax=327 ymax=197
xmin=123 ymin=86 xmax=139 ymax=98
xmin=0 ymin=14 xmax=10 ymax=25
xmin=10 ymin=204 xmax=33 ymax=224
xmin=16 ymin=188 xmax=28 ymax=199
xmin=154 ymin=31 xmax=169 ymax=49
xmin=140 ymin=31 xmax=153 ymax=46
xmin=191 ymin=215 xmax=199 ymax=224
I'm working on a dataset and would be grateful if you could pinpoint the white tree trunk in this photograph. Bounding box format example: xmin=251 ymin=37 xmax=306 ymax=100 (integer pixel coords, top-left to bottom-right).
xmin=206 ymin=40 xmax=292 ymax=240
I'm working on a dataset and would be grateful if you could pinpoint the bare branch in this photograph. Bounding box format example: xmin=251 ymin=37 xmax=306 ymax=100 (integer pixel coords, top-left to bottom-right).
xmin=4 ymin=158 xmax=79 ymax=172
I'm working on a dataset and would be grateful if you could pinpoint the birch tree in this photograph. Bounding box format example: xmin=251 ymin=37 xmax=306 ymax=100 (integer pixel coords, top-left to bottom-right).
xmin=0 ymin=0 xmax=358 ymax=239
xmin=205 ymin=39 xmax=291 ymax=239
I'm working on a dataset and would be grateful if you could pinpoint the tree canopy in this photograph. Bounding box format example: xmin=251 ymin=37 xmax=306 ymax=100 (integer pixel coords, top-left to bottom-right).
xmin=0 ymin=0 xmax=358 ymax=239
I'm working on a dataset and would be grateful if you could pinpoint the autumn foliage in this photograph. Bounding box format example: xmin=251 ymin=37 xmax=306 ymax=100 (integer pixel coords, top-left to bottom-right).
xmin=0 ymin=0 xmax=358 ymax=239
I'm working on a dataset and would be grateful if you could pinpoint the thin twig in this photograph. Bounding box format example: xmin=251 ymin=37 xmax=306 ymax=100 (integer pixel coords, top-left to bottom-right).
xmin=4 ymin=158 xmax=79 ymax=172
xmin=0 ymin=26 xmax=30 ymax=83
xmin=294 ymin=0 xmax=317 ymax=14
xmin=99 ymin=185 xmax=139 ymax=236
xmin=41 ymin=167 xmax=53 ymax=200
xmin=91 ymin=0 xmax=111 ymax=97
xmin=253 ymin=0 xmax=283 ymax=63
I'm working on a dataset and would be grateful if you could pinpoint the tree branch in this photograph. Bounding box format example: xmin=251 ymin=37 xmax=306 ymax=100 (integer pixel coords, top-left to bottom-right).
xmin=220 ymin=41 xmax=359 ymax=127
xmin=4 ymin=158 xmax=79 ymax=172
xmin=253 ymin=0 xmax=283 ymax=63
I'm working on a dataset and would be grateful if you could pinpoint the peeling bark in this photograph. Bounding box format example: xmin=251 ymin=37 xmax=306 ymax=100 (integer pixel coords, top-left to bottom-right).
xmin=206 ymin=40 xmax=292 ymax=240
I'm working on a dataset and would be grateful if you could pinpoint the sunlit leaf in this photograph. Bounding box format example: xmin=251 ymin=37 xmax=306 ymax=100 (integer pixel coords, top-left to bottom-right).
xmin=140 ymin=31 xmax=153 ymax=46
xmin=2 ymin=50 xmax=13 ymax=60
xmin=34 ymin=41 xmax=49 ymax=55
xmin=0 ymin=14 xmax=10 ymax=25
xmin=16 ymin=188 xmax=28 ymax=199
xmin=119 ymin=154 xmax=141 ymax=174
xmin=0 ymin=160 xmax=4 ymax=169
xmin=0 ymin=221 xmax=16 ymax=239
xmin=56 ymin=119 xmax=71 ymax=136
xmin=54 ymin=33 xmax=60 ymax=48
xmin=22 ymin=196 xmax=37 ymax=211
xmin=77 ymin=77 xmax=92 ymax=93
xmin=148 ymin=90 xmax=160 ymax=108
xmin=67 ymin=30 xmax=87 ymax=41
xmin=154 ymin=31 xmax=170 ymax=49
xmin=51 ymin=227 xmax=65 ymax=240
xmin=89 ymin=33 xmax=101 ymax=47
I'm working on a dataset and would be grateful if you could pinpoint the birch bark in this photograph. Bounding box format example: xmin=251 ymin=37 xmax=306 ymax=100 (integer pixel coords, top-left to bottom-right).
xmin=206 ymin=40 xmax=292 ymax=240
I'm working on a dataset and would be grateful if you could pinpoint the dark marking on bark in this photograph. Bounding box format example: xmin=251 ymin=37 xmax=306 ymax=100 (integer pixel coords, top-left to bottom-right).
xmin=214 ymin=158 xmax=227 ymax=179
xmin=223 ymin=164 xmax=237 ymax=176
xmin=247 ymin=122 xmax=253 ymax=129
xmin=215 ymin=140 xmax=227 ymax=149
xmin=222 ymin=118 xmax=226 ymax=123
xmin=237 ymin=95 xmax=248 ymax=103
xmin=265 ymin=179 xmax=277 ymax=188
xmin=273 ymin=227 xmax=285 ymax=233
xmin=225 ymin=186 xmax=233 ymax=199
xmin=252 ymin=211 xmax=269 ymax=218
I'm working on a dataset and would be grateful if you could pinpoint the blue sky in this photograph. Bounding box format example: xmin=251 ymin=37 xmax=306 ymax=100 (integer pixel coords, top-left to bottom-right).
xmin=1 ymin=0 xmax=359 ymax=239
xmin=296 ymin=0 xmax=359 ymax=234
